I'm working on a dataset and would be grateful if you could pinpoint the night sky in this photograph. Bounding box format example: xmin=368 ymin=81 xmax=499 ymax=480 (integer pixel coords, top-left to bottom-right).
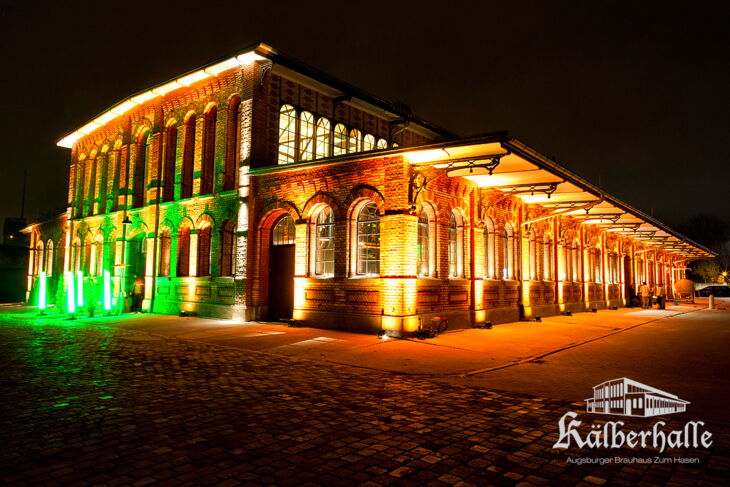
xmin=1 ymin=1 xmax=728 ymax=236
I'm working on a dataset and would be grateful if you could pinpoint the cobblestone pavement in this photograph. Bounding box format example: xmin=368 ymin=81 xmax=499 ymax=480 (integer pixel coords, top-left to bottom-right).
xmin=1 ymin=315 xmax=729 ymax=487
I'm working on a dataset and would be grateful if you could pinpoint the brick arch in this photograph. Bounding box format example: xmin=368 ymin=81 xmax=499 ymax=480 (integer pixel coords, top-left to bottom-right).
xmin=134 ymin=118 xmax=153 ymax=139
xmin=345 ymin=184 xmax=385 ymax=217
xmin=303 ymin=191 xmax=343 ymax=220
xmin=160 ymin=218 xmax=177 ymax=234
xmin=259 ymin=199 xmax=301 ymax=222
xmin=196 ymin=212 xmax=216 ymax=230
xmin=178 ymin=216 xmax=195 ymax=230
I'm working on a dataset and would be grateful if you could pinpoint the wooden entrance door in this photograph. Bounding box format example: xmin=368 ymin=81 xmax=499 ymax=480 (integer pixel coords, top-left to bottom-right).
xmin=267 ymin=216 xmax=296 ymax=321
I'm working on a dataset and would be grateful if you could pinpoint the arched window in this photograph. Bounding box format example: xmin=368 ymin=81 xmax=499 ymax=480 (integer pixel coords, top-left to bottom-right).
xmin=74 ymin=157 xmax=85 ymax=218
xmin=348 ymin=128 xmax=361 ymax=153
xmin=94 ymin=235 xmax=104 ymax=276
xmin=181 ymin=115 xmax=196 ymax=199
xmin=376 ymin=138 xmax=388 ymax=150
xmin=315 ymin=118 xmax=331 ymax=159
xmin=448 ymin=211 xmax=463 ymax=278
xmin=528 ymin=231 xmax=537 ymax=280
xmin=298 ymin=111 xmax=315 ymax=161
xmin=219 ymin=220 xmax=235 ymax=277
xmin=314 ymin=207 xmax=335 ymax=277
xmin=177 ymin=227 xmax=191 ymax=277
xmin=223 ymin=96 xmax=240 ymax=191
xmin=572 ymin=240 xmax=580 ymax=281
xmin=278 ymin=104 xmax=297 ymax=164
xmin=333 ymin=124 xmax=347 ymax=156
xmin=35 ymin=241 xmax=44 ymax=276
xmin=45 ymin=240 xmax=54 ymax=276
xmin=417 ymin=208 xmax=430 ymax=277
xmin=163 ymin=123 xmax=177 ymax=202
xmin=159 ymin=229 xmax=171 ymax=277
xmin=72 ymin=238 xmax=81 ymax=273
xmin=544 ymin=235 xmax=554 ymax=281
xmin=133 ymin=131 xmax=150 ymax=208
xmin=594 ymin=247 xmax=602 ymax=283
xmin=197 ymin=225 xmax=212 ymax=276
xmin=356 ymin=202 xmax=380 ymax=276
xmin=201 ymin=106 xmax=217 ymax=195
xmin=83 ymin=236 xmax=92 ymax=274
xmin=363 ymin=134 xmax=375 ymax=151
xmin=86 ymin=154 xmax=97 ymax=216
xmin=484 ymin=218 xmax=495 ymax=279
xmin=272 ymin=215 xmax=295 ymax=245
xmin=503 ymin=223 xmax=514 ymax=280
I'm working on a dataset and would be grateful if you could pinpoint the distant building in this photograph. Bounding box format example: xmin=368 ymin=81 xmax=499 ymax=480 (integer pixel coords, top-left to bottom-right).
xmin=23 ymin=42 xmax=716 ymax=334
xmin=585 ymin=378 xmax=689 ymax=417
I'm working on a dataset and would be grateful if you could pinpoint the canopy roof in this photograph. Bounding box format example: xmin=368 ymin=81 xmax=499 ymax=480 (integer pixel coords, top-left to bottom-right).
xmin=403 ymin=133 xmax=716 ymax=260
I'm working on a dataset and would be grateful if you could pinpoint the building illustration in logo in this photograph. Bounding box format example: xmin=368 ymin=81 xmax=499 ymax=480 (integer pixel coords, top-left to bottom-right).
xmin=585 ymin=378 xmax=689 ymax=417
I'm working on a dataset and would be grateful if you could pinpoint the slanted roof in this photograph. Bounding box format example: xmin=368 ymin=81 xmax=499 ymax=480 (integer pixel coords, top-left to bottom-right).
xmin=57 ymin=42 xmax=454 ymax=149
xmin=402 ymin=133 xmax=716 ymax=260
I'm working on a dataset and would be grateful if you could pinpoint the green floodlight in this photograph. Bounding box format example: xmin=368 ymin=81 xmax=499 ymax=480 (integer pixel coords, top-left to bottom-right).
xmin=103 ymin=269 xmax=112 ymax=311
xmin=38 ymin=271 xmax=47 ymax=311
xmin=65 ymin=271 xmax=76 ymax=313
xmin=76 ymin=270 xmax=84 ymax=307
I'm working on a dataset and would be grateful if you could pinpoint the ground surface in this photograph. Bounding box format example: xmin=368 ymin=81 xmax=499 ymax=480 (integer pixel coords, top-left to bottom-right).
xmin=1 ymin=304 xmax=729 ymax=486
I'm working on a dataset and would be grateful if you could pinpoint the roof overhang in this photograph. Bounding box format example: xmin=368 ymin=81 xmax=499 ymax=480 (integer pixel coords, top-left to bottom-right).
xmin=402 ymin=135 xmax=716 ymax=260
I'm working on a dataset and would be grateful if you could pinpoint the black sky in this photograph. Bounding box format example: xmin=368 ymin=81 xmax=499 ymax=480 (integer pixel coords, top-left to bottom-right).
xmin=1 ymin=1 xmax=728 ymax=234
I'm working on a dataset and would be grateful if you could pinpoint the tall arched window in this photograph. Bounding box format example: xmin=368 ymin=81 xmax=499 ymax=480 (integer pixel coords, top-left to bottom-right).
xmin=35 ymin=241 xmax=44 ymax=275
xmin=348 ymin=128 xmax=361 ymax=153
xmin=417 ymin=208 xmax=430 ymax=277
xmin=593 ymin=247 xmax=602 ymax=283
xmin=201 ymin=106 xmax=217 ymax=195
xmin=333 ymin=124 xmax=347 ymax=156
xmin=356 ymin=202 xmax=380 ymax=276
xmin=223 ymin=96 xmax=240 ymax=191
xmin=528 ymin=231 xmax=537 ymax=280
xmin=45 ymin=240 xmax=54 ymax=276
xmin=83 ymin=236 xmax=92 ymax=274
xmin=197 ymin=225 xmax=212 ymax=276
xmin=503 ymin=223 xmax=514 ymax=280
xmin=177 ymin=227 xmax=191 ymax=277
xmin=315 ymin=118 xmax=331 ymax=159
xmin=314 ymin=207 xmax=335 ymax=277
xmin=572 ymin=240 xmax=580 ymax=281
xmin=163 ymin=123 xmax=177 ymax=202
xmin=74 ymin=157 xmax=85 ymax=217
xmin=448 ymin=211 xmax=463 ymax=278
xmin=544 ymin=235 xmax=554 ymax=281
xmin=298 ymin=111 xmax=315 ymax=161
xmin=72 ymin=238 xmax=81 ymax=272
xmin=94 ymin=235 xmax=104 ymax=276
xmin=219 ymin=220 xmax=235 ymax=277
xmin=181 ymin=115 xmax=196 ymax=199
xmin=363 ymin=134 xmax=375 ymax=151
xmin=278 ymin=104 xmax=297 ymax=164
xmin=159 ymin=229 xmax=171 ymax=277
xmin=133 ymin=131 xmax=150 ymax=208
xmin=86 ymin=154 xmax=97 ymax=216
xmin=484 ymin=218 xmax=495 ymax=279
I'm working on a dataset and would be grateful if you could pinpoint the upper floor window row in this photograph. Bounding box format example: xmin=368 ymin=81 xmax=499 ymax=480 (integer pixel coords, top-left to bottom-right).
xmin=278 ymin=104 xmax=390 ymax=165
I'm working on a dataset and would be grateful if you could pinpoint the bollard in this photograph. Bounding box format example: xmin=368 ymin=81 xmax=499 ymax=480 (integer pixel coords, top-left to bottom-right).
xmin=708 ymin=295 xmax=715 ymax=310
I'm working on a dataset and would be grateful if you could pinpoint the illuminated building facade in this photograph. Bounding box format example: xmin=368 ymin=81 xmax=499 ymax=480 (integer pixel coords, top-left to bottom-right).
xmin=24 ymin=43 xmax=715 ymax=335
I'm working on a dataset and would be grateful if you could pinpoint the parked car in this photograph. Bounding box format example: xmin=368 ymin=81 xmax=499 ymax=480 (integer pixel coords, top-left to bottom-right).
xmin=697 ymin=285 xmax=730 ymax=297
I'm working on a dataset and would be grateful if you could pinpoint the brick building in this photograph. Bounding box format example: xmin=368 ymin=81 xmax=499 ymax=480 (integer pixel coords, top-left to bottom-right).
xmin=24 ymin=42 xmax=715 ymax=335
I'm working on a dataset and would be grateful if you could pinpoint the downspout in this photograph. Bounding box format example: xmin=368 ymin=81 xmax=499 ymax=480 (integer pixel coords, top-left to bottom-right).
xmin=517 ymin=205 xmax=524 ymax=320
xmin=469 ymin=189 xmax=476 ymax=326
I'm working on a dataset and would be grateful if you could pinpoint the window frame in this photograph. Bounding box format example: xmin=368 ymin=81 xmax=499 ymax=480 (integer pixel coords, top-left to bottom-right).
xmin=354 ymin=201 xmax=380 ymax=277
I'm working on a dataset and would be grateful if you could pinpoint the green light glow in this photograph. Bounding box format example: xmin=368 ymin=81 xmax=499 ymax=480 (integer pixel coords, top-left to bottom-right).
xmin=103 ymin=270 xmax=112 ymax=311
xmin=76 ymin=270 xmax=84 ymax=307
xmin=65 ymin=271 xmax=76 ymax=313
xmin=38 ymin=271 xmax=47 ymax=310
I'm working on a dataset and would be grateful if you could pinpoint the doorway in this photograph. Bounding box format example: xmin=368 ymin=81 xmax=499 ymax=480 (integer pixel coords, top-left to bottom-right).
xmin=267 ymin=215 xmax=295 ymax=321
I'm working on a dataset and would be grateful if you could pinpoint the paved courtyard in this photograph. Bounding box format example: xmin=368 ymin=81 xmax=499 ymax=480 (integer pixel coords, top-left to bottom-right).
xmin=1 ymin=309 xmax=729 ymax=486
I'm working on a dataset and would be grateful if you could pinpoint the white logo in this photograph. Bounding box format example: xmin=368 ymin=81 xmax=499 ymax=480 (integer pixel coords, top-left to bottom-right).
xmin=585 ymin=378 xmax=689 ymax=418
